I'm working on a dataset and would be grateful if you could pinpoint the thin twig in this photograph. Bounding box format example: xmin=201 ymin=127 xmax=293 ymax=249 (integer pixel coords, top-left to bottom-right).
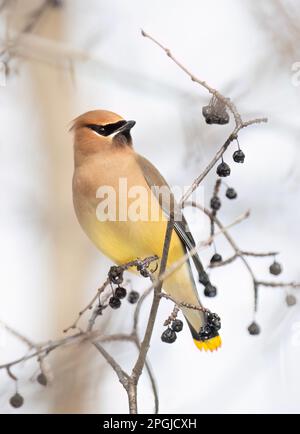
xmin=92 ymin=342 xmax=130 ymax=389
xmin=0 ymin=320 xmax=35 ymax=349
xmin=240 ymin=251 xmax=279 ymax=258
xmin=160 ymin=293 xmax=208 ymax=313
xmin=257 ymin=281 xmax=300 ymax=289
xmin=63 ymin=278 xmax=110 ymax=333
xmin=209 ymin=253 xmax=239 ymax=268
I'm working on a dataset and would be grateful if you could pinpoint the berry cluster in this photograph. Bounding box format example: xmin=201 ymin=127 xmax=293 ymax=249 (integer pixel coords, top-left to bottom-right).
xmin=198 ymin=312 xmax=221 ymax=341
xmin=108 ymin=266 xmax=127 ymax=309
xmin=161 ymin=319 xmax=184 ymax=344
xmin=216 ymin=138 xmax=245 ymax=178
xmin=107 ymin=262 xmax=152 ymax=310
xmin=109 ymin=287 xmax=140 ymax=310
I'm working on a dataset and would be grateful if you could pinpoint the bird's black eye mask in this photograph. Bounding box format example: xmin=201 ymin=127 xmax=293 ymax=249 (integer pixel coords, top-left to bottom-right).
xmin=86 ymin=120 xmax=127 ymax=137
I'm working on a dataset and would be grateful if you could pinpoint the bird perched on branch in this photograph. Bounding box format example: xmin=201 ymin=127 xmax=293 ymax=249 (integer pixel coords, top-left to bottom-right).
xmin=70 ymin=110 xmax=221 ymax=352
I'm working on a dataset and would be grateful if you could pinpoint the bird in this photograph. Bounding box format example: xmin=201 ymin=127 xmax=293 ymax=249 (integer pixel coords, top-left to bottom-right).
xmin=70 ymin=109 xmax=221 ymax=352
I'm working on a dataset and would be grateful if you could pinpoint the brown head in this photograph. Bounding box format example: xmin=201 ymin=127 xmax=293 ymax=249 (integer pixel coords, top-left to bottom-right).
xmin=70 ymin=110 xmax=136 ymax=164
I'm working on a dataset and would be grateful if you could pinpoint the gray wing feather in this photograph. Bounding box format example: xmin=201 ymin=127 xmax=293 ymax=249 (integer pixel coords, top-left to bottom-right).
xmin=136 ymin=154 xmax=206 ymax=278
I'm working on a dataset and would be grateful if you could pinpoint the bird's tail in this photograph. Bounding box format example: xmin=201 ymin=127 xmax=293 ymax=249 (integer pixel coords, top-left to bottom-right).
xmin=185 ymin=310 xmax=222 ymax=352
xmin=163 ymin=261 xmax=222 ymax=352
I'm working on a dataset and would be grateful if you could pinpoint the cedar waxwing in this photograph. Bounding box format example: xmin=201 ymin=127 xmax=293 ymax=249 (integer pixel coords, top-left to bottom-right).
xmin=71 ymin=110 xmax=221 ymax=351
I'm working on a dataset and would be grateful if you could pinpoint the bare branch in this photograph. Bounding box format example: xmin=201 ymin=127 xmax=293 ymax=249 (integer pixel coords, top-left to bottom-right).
xmin=240 ymin=251 xmax=279 ymax=258
xmin=0 ymin=320 xmax=35 ymax=349
xmin=160 ymin=293 xmax=208 ymax=313
xmin=63 ymin=278 xmax=110 ymax=333
xmin=92 ymin=342 xmax=130 ymax=389
xmin=209 ymin=253 xmax=239 ymax=268
xmin=257 ymin=281 xmax=300 ymax=289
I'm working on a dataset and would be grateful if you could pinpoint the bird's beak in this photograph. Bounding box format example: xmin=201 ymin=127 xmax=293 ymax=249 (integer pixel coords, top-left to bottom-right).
xmin=116 ymin=120 xmax=136 ymax=134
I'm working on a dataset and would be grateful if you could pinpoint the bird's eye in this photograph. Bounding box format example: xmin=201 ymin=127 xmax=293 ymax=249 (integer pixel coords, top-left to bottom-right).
xmin=86 ymin=124 xmax=107 ymax=136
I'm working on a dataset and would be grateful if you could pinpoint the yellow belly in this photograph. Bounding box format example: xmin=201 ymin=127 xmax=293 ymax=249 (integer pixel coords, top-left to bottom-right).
xmin=79 ymin=205 xmax=199 ymax=308
xmin=72 ymin=163 xmax=201 ymax=328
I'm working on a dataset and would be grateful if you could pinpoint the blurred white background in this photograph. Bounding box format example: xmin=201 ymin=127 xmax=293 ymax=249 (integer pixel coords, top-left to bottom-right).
xmin=0 ymin=0 xmax=299 ymax=414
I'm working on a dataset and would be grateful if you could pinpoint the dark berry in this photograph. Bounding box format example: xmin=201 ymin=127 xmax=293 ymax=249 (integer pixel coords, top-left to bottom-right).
xmin=204 ymin=283 xmax=217 ymax=297
xmin=171 ymin=319 xmax=183 ymax=332
xmin=37 ymin=373 xmax=47 ymax=386
xmin=233 ymin=149 xmax=245 ymax=163
xmin=210 ymin=253 xmax=223 ymax=264
xmin=199 ymin=271 xmax=210 ymax=286
xmin=286 ymin=294 xmax=297 ymax=307
xmin=210 ymin=196 xmax=221 ymax=211
xmin=269 ymin=261 xmax=282 ymax=276
xmin=161 ymin=328 xmax=177 ymax=344
xmin=128 ymin=290 xmax=139 ymax=304
xmin=226 ymin=187 xmax=237 ymax=200
xmin=199 ymin=324 xmax=213 ymax=340
xmin=9 ymin=393 xmax=24 ymax=408
xmin=140 ymin=268 xmax=150 ymax=278
xmin=115 ymin=286 xmax=127 ymax=299
xmin=109 ymin=266 xmax=123 ymax=285
xmin=216 ymin=161 xmax=231 ymax=177
xmin=248 ymin=321 xmax=260 ymax=335
xmin=109 ymin=296 xmax=121 ymax=309
xmin=202 ymin=102 xmax=229 ymax=125
xmin=137 ymin=264 xmax=150 ymax=277
xmin=207 ymin=312 xmax=221 ymax=331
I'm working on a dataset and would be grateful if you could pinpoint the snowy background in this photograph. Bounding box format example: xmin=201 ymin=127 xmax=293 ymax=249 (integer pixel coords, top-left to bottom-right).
xmin=0 ymin=0 xmax=300 ymax=413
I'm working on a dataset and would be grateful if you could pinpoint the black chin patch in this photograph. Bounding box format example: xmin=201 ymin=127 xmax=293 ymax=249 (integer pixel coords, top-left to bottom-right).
xmin=113 ymin=131 xmax=132 ymax=147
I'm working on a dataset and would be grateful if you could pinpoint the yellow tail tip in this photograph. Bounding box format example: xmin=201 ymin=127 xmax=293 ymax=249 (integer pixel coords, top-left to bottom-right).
xmin=193 ymin=335 xmax=222 ymax=352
